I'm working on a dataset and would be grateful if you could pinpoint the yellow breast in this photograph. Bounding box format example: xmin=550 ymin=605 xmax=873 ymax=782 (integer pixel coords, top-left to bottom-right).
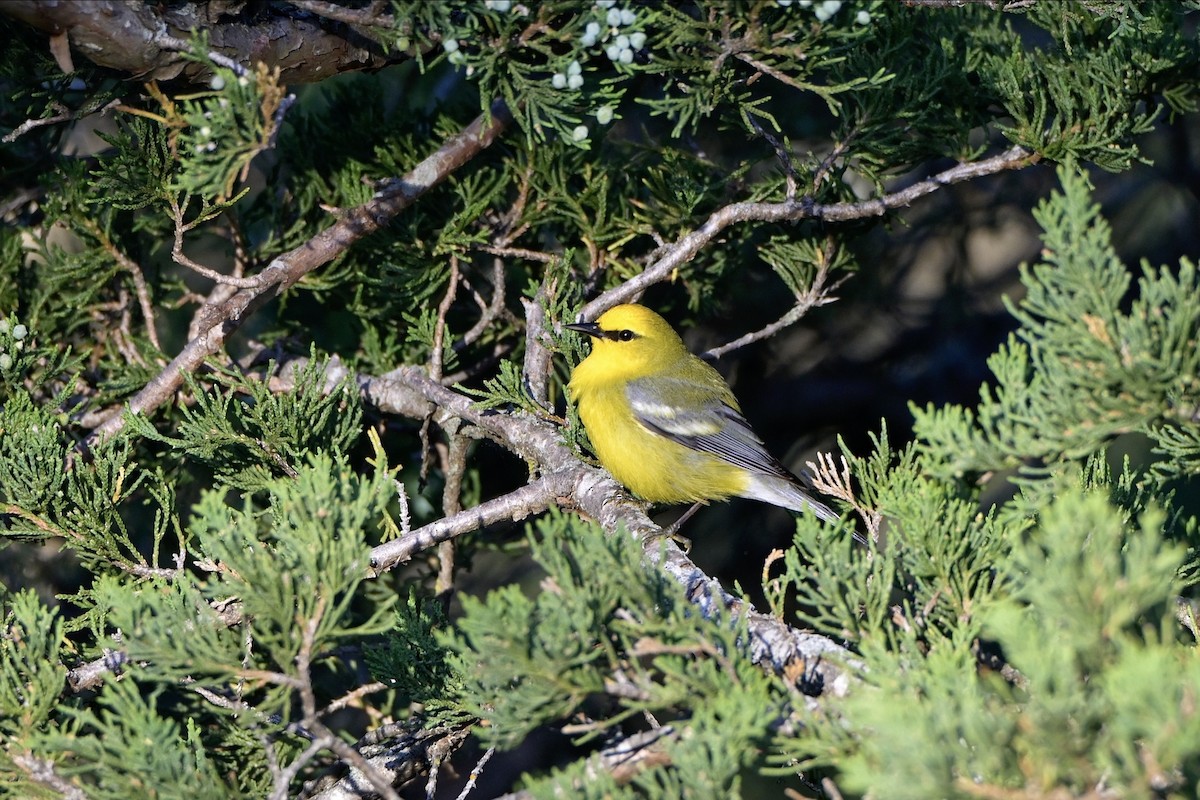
xmin=570 ymin=380 xmax=746 ymax=505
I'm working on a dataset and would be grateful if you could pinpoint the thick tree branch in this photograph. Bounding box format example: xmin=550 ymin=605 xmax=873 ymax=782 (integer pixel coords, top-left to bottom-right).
xmin=2 ymin=1 xmax=403 ymax=85
xmin=87 ymin=100 xmax=513 ymax=444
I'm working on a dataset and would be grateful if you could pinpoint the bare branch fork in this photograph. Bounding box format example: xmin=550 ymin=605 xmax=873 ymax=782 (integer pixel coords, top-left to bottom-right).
xmin=702 ymin=243 xmax=839 ymax=361
xmin=266 ymin=358 xmax=859 ymax=691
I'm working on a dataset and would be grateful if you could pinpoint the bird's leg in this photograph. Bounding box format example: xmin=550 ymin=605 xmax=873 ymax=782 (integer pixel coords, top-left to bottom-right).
xmin=669 ymin=501 xmax=704 ymax=533
xmin=657 ymin=501 xmax=706 ymax=551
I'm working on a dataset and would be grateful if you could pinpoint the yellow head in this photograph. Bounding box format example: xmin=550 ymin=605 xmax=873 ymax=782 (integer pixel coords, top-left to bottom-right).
xmin=567 ymin=304 xmax=689 ymax=381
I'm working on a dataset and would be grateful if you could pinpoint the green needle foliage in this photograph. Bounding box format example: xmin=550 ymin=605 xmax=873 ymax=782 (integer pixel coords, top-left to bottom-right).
xmin=1 ymin=1 xmax=1199 ymax=797
xmin=776 ymin=484 xmax=1197 ymax=800
xmin=0 ymin=591 xmax=65 ymax=736
xmin=31 ymin=680 xmax=230 ymax=800
xmin=441 ymin=513 xmax=786 ymax=798
xmin=765 ymin=168 xmax=1200 ymax=798
xmin=126 ymin=353 xmax=363 ymax=492
xmin=913 ymin=166 xmax=1200 ymax=490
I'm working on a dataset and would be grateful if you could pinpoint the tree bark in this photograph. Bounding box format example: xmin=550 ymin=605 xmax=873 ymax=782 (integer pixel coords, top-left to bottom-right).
xmin=2 ymin=0 xmax=404 ymax=84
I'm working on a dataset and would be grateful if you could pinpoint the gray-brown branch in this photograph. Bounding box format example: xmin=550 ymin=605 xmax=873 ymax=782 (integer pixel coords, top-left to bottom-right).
xmin=582 ymin=144 xmax=1038 ymax=318
xmin=2 ymin=0 xmax=405 ymax=84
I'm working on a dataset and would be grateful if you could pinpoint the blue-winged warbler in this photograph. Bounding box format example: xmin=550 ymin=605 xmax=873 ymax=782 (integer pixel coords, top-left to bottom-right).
xmin=566 ymin=304 xmax=839 ymax=524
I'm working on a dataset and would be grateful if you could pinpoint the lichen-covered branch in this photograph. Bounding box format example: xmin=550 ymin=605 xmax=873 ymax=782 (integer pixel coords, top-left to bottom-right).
xmin=274 ymin=356 xmax=858 ymax=694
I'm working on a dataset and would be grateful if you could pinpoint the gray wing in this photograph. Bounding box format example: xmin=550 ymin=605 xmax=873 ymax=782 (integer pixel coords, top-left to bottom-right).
xmin=625 ymin=375 xmax=794 ymax=480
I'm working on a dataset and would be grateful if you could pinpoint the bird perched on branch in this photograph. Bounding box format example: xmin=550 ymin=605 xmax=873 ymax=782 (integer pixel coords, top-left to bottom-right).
xmin=567 ymin=303 xmax=852 ymax=536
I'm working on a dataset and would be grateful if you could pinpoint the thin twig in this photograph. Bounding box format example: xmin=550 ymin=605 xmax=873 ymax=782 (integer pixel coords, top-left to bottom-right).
xmin=3 ymin=102 xmax=72 ymax=143
xmin=902 ymin=0 xmax=999 ymax=7
xmin=520 ymin=276 xmax=555 ymax=409
xmin=435 ymin=433 xmax=469 ymax=595
xmin=476 ymin=244 xmax=557 ymax=263
xmin=811 ymin=132 xmax=855 ymax=192
xmin=272 ymin=736 xmax=337 ymax=800
xmin=452 ymin=747 xmax=495 ymax=800
xmin=746 ymin=113 xmax=798 ymax=201
xmin=821 ymin=777 xmax=847 ymax=800
xmin=484 ymin=149 xmax=538 ymax=256
xmin=455 ymin=257 xmax=509 ymax=352
xmin=295 ymin=597 xmax=325 ymax=718
xmin=806 ymin=451 xmax=883 ymax=543
xmin=422 ymin=253 xmax=463 ymax=479
xmin=735 ymin=52 xmax=811 ymax=97
xmin=430 ymin=256 xmax=460 ymax=382
xmin=702 ymin=251 xmax=836 ymax=360
xmin=288 ymin=596 xmax=404 ymax=800
xmin=311 ymin=721 xmax=405 ymax=800
xmin=112 ymin=286 xmax=146 ymax=365
xmin=322 ymin=681 xmax=389 ymax=718
xmin=2 ymin=504 xmax=178 ymax=579
xmin=81 ymin=218 xmax=163 ymax=351
xmin=238 ymin=669 xmax=306 ymax=690
xmin=170 ymin=198 xmax=262 ymax=288
xmin=152 ymin=33 xmax=248 ymax=76
xmin=190 ymin=684 xmax=242 ymax=713
xmin=370 ymin=478 xmax=555 ymax=574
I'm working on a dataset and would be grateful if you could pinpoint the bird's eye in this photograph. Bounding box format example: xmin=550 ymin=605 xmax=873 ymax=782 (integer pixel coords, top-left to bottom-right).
xmin=617 ymin=329 xmax=635 ymax=341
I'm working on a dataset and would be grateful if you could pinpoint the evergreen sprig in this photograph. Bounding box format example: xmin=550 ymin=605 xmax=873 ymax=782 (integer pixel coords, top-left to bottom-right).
xmin=440 ymin=511 xmax=785 ymax=798
xmin=913 ymin=165 xmax=1200 ymax=490
xmin=775 ymin=486 xmax=1197 ymax=800
xmin=33 ymin=681 xmax=231 ymax=800
xmin=125 ymin=354 xmax=362 ymax=492
xmin=0 ymin=591 xmax=65 ymax=736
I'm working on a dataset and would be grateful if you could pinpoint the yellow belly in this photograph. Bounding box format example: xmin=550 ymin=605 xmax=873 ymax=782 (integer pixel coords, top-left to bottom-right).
xmin=576 ymin=384 xmax=746 ymax=504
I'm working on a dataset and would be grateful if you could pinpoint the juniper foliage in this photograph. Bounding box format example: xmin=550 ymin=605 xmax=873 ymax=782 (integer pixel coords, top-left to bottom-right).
xmin=1 ymin=1 xmax=1198 ymax=798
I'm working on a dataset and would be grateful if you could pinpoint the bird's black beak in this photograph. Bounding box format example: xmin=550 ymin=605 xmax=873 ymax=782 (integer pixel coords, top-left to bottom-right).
xmin=565 ymin=321 xmax=603 ymax=339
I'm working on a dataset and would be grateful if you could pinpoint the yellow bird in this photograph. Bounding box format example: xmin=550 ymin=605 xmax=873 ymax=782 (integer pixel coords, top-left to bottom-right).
xmin=566 ymin=303 xmax=842 ymax=527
